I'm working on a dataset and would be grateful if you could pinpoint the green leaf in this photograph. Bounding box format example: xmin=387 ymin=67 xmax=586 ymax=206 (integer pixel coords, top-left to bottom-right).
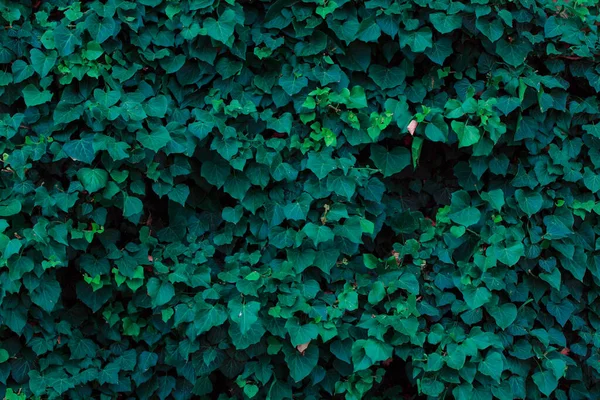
xmin=479 ymin=352 xmax=503 ymax=382
xmin=476 ymin=18 xmax=504 ymax=42
xmin=283 ymin=345 xmax=319 ymax=382
xmin=492 ymin=241 xmax=524 ymax=266
xmin=515 ymin=189 xmax=543 ymax=216
xmin=204 ymin=9 xmax=236 ymax=45
xmin=449 ymin=206 xmax=481 ymax=227
xmin=496 ymin=39 xmax=532 ymax=67
xmin=302 ymin=223 xmax=334 ymax=246
xmin=77 ymin=168 xmax=109 ymax=193
xmin=425 ymin=115 xmax=449 ymax=142
xmin=30 ymin=277 xmax=61 ymax=312
xmin=285 ymin=318 xmax=319 ymax=347
xmin=370 ymin=145 xmax=411 ymax=177
xmin=306 ymin=150 xmax=337 ymax=179
xmin=0 ymin=349 xmax=8 ymax=363
xmin=368 ymin=281 xmax=386 ymax=304
xmin=63 ymin=137 xmax=96 ymax=164
xmin=279 ymin=70 xmax=308 ymax=96
xmin=137 ymin=126 xmax=171 ymax=152
xmin=0 ymin=199 xmax=22 ymax=217
xmin=487 ymin=303 xmax=517 ymax=330
xmin=147 ymin=278 xmax=175 ymax=307
xmin=543 ymin=208 xmax=574 ymax=239
xmin=532 ymin=371 xmax=558 ymax=397
xmin=228 ymin=298 xmax=261 ymax=334
xmin=22 ymin=84 xmax=53 ymax=107
xmin=267 ymin=113 xmax=293 ymax=134
xmin=430 ymin=13 xmax=462 ymax=34
xmin=400 ymin=28 xmax=433 ymax=52
xmin=540 ymin=268 xmax=561 ymax=291
xmin=168 ymin=184 xmax=190 ymax=206
xmin=145 ymin=96 xmax=169 ymax=118
xmin=583 ymin=167 xmax=600 ymax=193
xmin=462 ymin=286 xmax=491 ymax=309
xmin=12 ymin=60 xmax=34 ymax=83
xmin=54 ymin=24 xmax=82 ymax=56
xmin=30 ymin=49 xmax=57 ymax=78
xmin=364 ymin=339 xmax=392 ymax=363
xmin=123 ymin=195 xmax=143 ymax=218
xmin=369 ymin=65 xmax=406 ymax=89
xmin=451 ymin=121 xmax=481 ymax=148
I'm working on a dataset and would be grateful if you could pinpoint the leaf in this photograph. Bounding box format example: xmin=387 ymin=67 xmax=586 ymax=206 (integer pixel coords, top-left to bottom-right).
xmin=479 ymin=352 xmax=503 ymax=382
xmin=532 ymin=371 xmax=558 ymax=397
xmin=264 ymin=0 xmax=299 ymax=23
xmin=285 ymin=318 xmax=319 ymax=347
xmin=137 ymin=127 xmax=171 ymax=152
xmin=302 ymin=223 xmax=334 ymax=246
xmin=296 ymin=341 xmax=310 ymax=354
xmin=147 ymin=278 xmax=175 ymax=307
xmin=487 ymin=303 xmax=517 ymax=330
xmin=0 ymin=349 xmax=8 ymax=363
xmin=407 ymin=120 xmax=418 ymax=136
xmin=543 ymin=208 xmax=574 ymax=239
xmin=369 ymin=65 xmax=406 ymax=89
xmin=284 ymin=344 xmax=319 ymax=382
xmin=228 ymin=298 xmax=261 ymax=334
xmin=476 ymin=18 xmax=504 ymax=42
xmin=540 ymin=268 xmax=561 ymax=291
xmin=492 ymin=241 xmax=524 ymax=266
xmin=63 ymin=137 xmax=96 ymax=164
xmin=54 ymin=24 xmax=81 ymax=56
xmin=451 ymin=121 xmax=481 ymax=147
xmin=145 ymin=96 xmax=169 ymax=118
xmin=267 ymin=113 xmax=293 ymax=134
xmin=400 ymin=28 xmax=433 ymax=52
xmin=449 ymin=206 xmax=481 ymax=227
xmin=204 ymin=9 xmax=236 ymax=44
xmin=22 ymin=84 xmax=53 ymax=107
xmin=30 ymin=278 xmax=61 ymax=312
xmin=515 ymin=189 xmax=543 ymax=216
xmin=0 ymin=199 xmax=22 ymax=217
xmin=123 ymin=195 xmax=143 ymax=217
xmin=425 ymin=115 xmax=449 ymax=142
xmin=279 ymin=70 xmax=308 ymax=96
xmin=306 ymin=150 xmax=337 ymax=179
xmin=496 ymin=39 xmax=532 ymax=67
xmin=12 ymin=60 xmax=34 ymax=83
xmin=370 ymin=145 xmax=411 ymax=177
xmin=462 ymin=286 xmax=491 ymax=309
xmin=77 ymin=168 xmax=109 ymax=193
xmin=430 ymin=13 xmax=462 ymax=34
xmin=30 ymin=49 xmax=57 ymax=78
xmin=583 ymin=167 xmax=600 ymax=193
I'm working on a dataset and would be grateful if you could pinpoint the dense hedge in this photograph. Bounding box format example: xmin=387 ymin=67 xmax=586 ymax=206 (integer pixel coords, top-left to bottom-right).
xmin=1 ymin=0 xmax=600 ymax=398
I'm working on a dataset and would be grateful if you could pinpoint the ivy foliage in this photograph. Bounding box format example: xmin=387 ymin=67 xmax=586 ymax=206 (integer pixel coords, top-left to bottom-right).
xmin=1 ymin=0 xmax=600 ymax=398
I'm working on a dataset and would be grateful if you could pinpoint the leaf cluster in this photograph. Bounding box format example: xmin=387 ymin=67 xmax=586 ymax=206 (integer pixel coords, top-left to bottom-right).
xmin=1 ymin=0 xmax=600 ymax=399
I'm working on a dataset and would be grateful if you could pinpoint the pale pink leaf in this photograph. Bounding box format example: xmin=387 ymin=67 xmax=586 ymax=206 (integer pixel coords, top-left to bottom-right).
xmin=296 ymin=341 xmax=310 ymax=354
xmin=407 ymin=120 xmax=418 ymax=136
